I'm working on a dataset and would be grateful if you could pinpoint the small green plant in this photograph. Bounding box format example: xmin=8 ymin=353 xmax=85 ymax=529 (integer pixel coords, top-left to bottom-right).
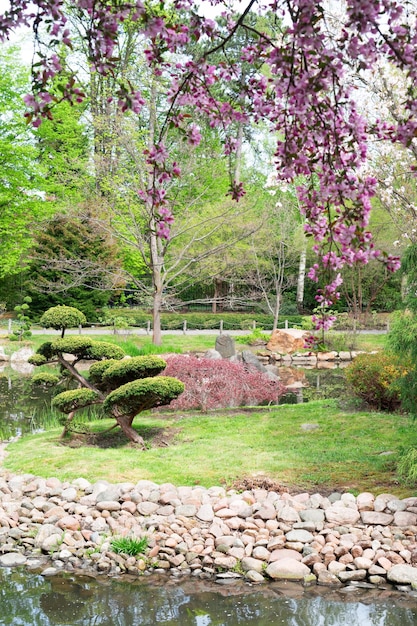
xmin=232 ymin=560 xmax=244 ymax=575
xmin=11 ymin=296 xmax=32 ymax=341
xmin=110 ymin=536 xmax=148 ymax=556
xmin=235 ymin=327 xmax=271 ymax=345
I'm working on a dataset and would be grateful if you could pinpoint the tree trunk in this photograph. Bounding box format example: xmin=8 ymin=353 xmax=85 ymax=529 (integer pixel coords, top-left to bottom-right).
xmin=60 ymin=410 xmax=75 ymax=439
xmin=148 ymin=78 xmax=164 ymax=346
xmin=116 ymin=414 xmax=146 ymax=447
xmin=272 ymin=292 xmax=281 ymax=332
xmin=212 ymin=278 xmax=221 ymax=314
xmin=152 ymin=268 xmax=163 ymax=346
xmin=296 ymin=246 xmax=306 ymax=314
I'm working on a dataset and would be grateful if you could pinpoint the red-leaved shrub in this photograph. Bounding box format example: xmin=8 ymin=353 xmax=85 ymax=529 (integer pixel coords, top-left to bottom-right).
xmin=160 ymin=355 xmax=286 ymax=411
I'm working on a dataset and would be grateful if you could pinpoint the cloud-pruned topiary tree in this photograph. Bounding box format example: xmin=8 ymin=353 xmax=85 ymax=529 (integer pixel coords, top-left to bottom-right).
xmin=39 ymin=305 xmax=87 ymax=338
xmin=29 ymin=313 xmax=184 ymax=445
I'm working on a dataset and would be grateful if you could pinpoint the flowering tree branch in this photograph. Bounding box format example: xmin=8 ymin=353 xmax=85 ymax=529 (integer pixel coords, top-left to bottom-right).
xmin=2 ymin=0 xmax=412 ymax=328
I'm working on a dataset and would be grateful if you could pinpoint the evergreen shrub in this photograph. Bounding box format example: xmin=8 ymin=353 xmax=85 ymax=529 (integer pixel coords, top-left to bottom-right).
xmin=101 ymin=356 xmax=167 ymax=389
xmin=104 ymin=377 xmax=185 ymax=415
xmin=345 ymin=352 xmax=407 ymax=411
xmin=53 ymin=389 xmax=101 ymax=413
xmin=40 ymin=305 xmax=87 ymax=335
xmin=31 ymin=372 xmax=60 ymax=387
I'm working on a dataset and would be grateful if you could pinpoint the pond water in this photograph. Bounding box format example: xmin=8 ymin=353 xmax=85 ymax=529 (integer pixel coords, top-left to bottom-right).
xmin=0 ymin=373 xmax=57 ymax=440
xmin=2 ymin=568 xmax=417 ymax=626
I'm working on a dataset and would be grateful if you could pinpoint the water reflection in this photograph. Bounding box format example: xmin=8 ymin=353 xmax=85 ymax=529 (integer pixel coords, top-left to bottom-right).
xmin=1 ymin=569 xmax=417 ymax=626
xmin=0 ymin=373 xmax=56 ymax=440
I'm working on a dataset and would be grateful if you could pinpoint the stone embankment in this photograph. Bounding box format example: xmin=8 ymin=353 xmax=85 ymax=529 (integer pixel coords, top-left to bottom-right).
xmin=1 ymin=472 xmax=417 ymax=591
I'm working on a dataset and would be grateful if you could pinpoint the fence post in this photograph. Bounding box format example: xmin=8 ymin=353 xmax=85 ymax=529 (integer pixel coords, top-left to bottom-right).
xmin=285 ymin=319 xmax=288 ymax=329
xmin=183 ymin=320 xmax=187 ymax=335
xmin=219 ymin=319 xmax=223 ymax=334
xmin=252 ymin=320 xmax=256 ymax=331
xmin=78 ymin=324 xmax=82 ymax=335
xmin=146 ymin=321 xmax=151 ymax=335
xmin=7 ymin=319 xmax=11 ymax=335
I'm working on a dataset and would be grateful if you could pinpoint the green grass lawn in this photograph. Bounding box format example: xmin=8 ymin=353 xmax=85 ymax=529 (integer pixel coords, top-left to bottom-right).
xmin=4 ymin=399 xmax=416 ymax=497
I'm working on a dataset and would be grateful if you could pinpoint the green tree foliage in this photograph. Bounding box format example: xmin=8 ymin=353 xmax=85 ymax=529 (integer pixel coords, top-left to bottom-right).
xmin=10 ymin=296 xmax=32 ymax=341
xmin=39 ymin=305 xmax=87 ymax=337
xmin=26 ymin=213 xmax=124 ymax=320
xmin=29 ymin=307 xmax=184 ymax=444
xmin=400 ymin=244 xmax=417 ymax=312
xmin=386 ymin=310 xmax=417 ymax=416
xmin=0 ymin=46 xmax=52 ymax=278
xmin=34 ymin=97 xmax=92 ymax=204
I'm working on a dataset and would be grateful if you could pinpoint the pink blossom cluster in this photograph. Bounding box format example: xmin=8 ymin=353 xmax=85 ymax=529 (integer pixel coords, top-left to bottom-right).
xmin=140 ymin=142 xmax=181 ymax=239
xmin=1 ymin=0 xmax=414 ymax=326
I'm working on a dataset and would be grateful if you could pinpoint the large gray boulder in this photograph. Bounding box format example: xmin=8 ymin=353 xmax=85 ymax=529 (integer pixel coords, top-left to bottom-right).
xmin=215 ymin=334 xmax=236 ymax=358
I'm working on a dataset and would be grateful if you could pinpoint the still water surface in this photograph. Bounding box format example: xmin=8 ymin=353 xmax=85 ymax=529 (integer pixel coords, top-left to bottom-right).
xmin=1 ymin=568 xmax=417 ymax=626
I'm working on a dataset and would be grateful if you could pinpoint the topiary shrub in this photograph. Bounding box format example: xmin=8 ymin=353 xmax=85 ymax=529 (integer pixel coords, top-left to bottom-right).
xmin=101 ymin=356 xmax=168 ymax=389
xmin=89 ymin=359 xmax=121 ymax=387
xmin=162 ymin=355 xmax=286 ymax=411
xmin=104 ymin=377 xmax=185 ymax=416
xmin=345 ymin=352 xmax=407 ymax=411
xmin=40 ymin=305 xmax=87 ymax=337
xmin=52 ymin=388 xmax=101 ymax=413
xmin=51 ymin=336 xmax=94 ymax=356
xmin=84 ymin=342 xmax=125 ymax=361
xmin=31 ymin=372 xmax=60 ymax=387
xmin=28 ymin=354 xmax=47 ymax=366
xmin=37 ymin=341 xmax=55 ymax=360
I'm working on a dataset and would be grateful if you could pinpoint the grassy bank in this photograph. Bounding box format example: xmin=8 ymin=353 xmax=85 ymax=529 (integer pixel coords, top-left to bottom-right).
xmin=3 ymin=399 xmax=415 ymax=497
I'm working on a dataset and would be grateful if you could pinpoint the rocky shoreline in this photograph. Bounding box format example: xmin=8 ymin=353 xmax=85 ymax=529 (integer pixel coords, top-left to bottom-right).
xmin=1 ymin=470 xmax=417 ymax=593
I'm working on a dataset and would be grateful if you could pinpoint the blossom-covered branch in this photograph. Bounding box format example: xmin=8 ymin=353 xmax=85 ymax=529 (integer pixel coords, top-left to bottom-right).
xmin=2 ymin=0 xmax=414 ymax=327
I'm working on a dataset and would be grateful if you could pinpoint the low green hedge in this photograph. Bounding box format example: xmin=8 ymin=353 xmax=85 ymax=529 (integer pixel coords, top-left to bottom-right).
xmin=100 ymin=310 xmax=304 ymax=331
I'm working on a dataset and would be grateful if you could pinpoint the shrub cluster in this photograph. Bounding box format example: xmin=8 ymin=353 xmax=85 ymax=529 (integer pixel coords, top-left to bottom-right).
xmin=162 ymin=355 xmax=286 ymax=411
xmin=345 ymin=352 xmax=407 ymax=411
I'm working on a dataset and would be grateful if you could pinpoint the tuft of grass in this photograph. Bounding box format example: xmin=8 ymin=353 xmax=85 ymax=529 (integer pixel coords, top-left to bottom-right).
xmin=397 ymin=447 xmax=417 ymax=486
xmin=110 ymin=536 xmax=148 ymax=556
